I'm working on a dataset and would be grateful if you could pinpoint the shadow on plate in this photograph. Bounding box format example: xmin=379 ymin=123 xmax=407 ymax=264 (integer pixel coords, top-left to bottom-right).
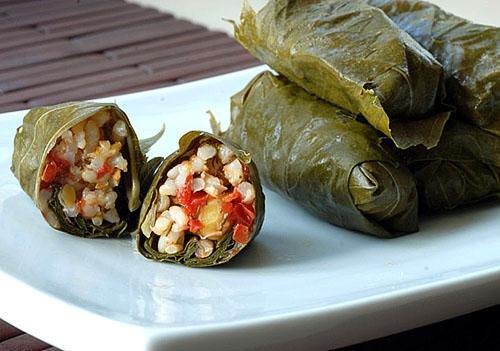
xmin=417 ymin=198 xmax=500 ymax=233
xmin=222 ymin=196 xmax=500 ymax=270
xmin=2 ymin=191 xmax=499 ymax=272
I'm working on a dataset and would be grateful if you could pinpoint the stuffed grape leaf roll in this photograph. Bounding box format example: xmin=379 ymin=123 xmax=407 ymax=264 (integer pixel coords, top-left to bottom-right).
xmin=11 ymin=102 xmax=151 ymax=238
xmin=232 ymin=0 xmax=451 ymax=149
xmin=137 ymin=131 xmax=265 ymax=267
xmin=403 ymin=120 xmax=500 ymax=210
xmin=224 ymin=71 xmax=418 ymax=238
xmin=368 ymin=0 xmax=500 ymax=136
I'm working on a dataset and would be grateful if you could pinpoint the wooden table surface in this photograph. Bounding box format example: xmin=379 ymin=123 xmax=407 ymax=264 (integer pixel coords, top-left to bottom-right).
xmin=0 ymin=1 xmax=498 ymax=350
xmin=0 ymin=0 xmax=259 ymax=112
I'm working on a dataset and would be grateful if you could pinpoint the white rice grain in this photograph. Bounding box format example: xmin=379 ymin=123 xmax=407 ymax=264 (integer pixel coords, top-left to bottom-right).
xmin=223 ymin=158 xmax=244 ymax=186
xmin=159 ymin=179 xmax=177 ymax=196
xmin=218 ymin=144 xmax=234 ymax=164
xmin=197 ymin=144 xmax=217 ymax=160
xmin=195 ymin=239 xmax=214 ymax=258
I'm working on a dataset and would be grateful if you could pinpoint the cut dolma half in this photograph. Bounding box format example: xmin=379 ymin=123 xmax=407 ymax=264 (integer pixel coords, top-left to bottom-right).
xmin=368 ymin=0 xmax=500 ymax=136
xmin=232 ymin=0 xmax=451 ymax=149
xmin=137 ymin=131 xmax=265 ymax=267
xmin=225 ymin=71 xmax=418 ymax=238
xmin=11 ymin=102 xmax=147 ymax=238
xmin=403 ymin=120 xmax=500 ymax=210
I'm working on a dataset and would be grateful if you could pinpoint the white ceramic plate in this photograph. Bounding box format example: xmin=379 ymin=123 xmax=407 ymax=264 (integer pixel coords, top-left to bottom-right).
xmin=1 ymin=66 xmax=499 ymax=351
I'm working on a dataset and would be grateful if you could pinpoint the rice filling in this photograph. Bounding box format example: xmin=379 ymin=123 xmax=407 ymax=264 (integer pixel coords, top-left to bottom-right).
xmin=38 ymin=110 xmax=128 ymax=227
xmin=144 ymin=141 xmax=257 ymax=259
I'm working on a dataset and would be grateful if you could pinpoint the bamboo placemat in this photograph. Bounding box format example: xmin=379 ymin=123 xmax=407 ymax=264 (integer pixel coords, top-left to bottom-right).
xmin=0 ymin=0 xmax=258 ymax=113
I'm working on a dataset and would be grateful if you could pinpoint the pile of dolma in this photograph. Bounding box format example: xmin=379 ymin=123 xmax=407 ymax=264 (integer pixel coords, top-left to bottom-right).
xmin=10 ymin=0 xmax=499 ymax=268
xmin=233 ymin=0 xmax=452 ymax=149
xmin=227 ymin=0 xmax=499 ymax=235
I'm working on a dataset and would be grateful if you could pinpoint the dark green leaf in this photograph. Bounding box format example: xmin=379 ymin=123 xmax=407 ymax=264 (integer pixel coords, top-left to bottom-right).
xmin=139 ymin=123 xmax=165 ymax=154
xmin=368 ymin=0 xmax=500 ymax=136
xmin=232 ymin=0 xmax=451 ymax=149
xmin=224 ymin=71 xmax=418 ymax=237
xmin=49 ymin=186 xmax=128 ymax=238
xmin=139 ymin=157 xmax=164 ymax=199
xmin=402 ymin=120 xmax=500 ymax=210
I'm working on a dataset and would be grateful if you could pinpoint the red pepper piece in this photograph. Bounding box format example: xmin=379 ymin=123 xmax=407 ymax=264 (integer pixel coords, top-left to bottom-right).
xmin=242 ymin=203 xmax=256 ymax=221
xmin=233 ymin=224 xmax=250 ymax=244
xmin=97 ymin=162 xmax=112 ymax=178
xmin=177 ymin=174 xmax=207 ymax=226
xmin=187 ymin=191 xmax=208 ymax=217
xmin=228 ymin=203 xmax=255 ymax=228
xmin=223 ymin=187 xmax=241 ymax=203
xmin=41 ymin=152 xmax=73 ymax=188
xmin=53 ymin=156 xmax=70 ymax=171
xmin=189 ymin=218 xmax=203 ymax=232
xmin=47 ymin=153 xmax=71 ymax=172
xmin=41 ymin=161 xmax=58 ymax=184
xmin=177 ymin=174 xmax=193 ymax=208
xmin=221 ymin=201 xmax=233 ymax=213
